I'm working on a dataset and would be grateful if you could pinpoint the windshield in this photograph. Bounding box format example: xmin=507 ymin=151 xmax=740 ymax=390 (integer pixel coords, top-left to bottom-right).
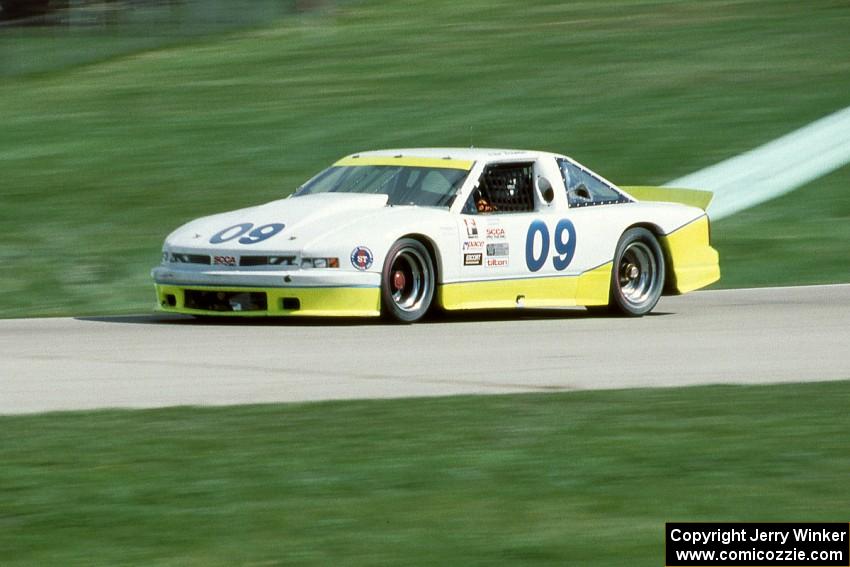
xmin=293 ymin=165 xmax=469 ymax=207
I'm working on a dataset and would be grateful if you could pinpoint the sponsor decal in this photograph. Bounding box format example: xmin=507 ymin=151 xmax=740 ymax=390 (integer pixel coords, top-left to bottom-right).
xmin=350 ymin=246 xmax=374 ymax=270
xmin=213 ymin=255 xmax=237 ymax=266
xmin=487 ymin=257 xmax=509 ymax=267
xmin=525 ymin=218 xmax=577 ymax=272
xmin=464 ymin=218 xmax=479 ymax=238
xmin=486 ymin=242 xmax=509 ymax=256
xmin=462 ymin=239 xmax=485 ymax=251
xmin=464 ymin=253 xmax=483 ymax=266
xmin=486 ymin=226 xmax=506 ymax=239
xmin=209 ymin=222 xmax=285 ymax=245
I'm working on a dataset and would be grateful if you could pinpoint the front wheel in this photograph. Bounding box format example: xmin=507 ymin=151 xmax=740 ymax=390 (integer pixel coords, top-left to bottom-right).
xmin=381 ymin=238 xmax=435 ymax=323
xmin=606 ymin=228 xmax=665 ymax=317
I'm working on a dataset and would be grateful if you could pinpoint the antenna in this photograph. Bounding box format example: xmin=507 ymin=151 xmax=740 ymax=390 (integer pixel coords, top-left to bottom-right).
xmin=469 ymin=125 xmax=474 ymax=149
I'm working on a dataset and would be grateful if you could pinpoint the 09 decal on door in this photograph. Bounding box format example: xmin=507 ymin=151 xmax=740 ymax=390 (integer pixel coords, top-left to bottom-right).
xmin=525 ymin=219 xmax=577 ymax=272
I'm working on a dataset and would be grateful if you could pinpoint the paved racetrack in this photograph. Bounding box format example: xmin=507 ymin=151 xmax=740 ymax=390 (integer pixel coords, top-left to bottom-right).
xmin=1 ymin=284 xmax=848 ymax=415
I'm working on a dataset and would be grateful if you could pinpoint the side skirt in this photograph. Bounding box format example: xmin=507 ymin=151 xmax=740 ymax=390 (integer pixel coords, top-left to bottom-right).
xmin=438 ymin=263 xmax=612 ymax=310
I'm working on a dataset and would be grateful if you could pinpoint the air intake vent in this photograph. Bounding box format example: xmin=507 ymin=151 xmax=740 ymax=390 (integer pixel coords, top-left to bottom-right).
xmin=170 ymin=253 xmax=210 ymax=264
xmin=240 ymin=256 xmax=297 ymax=267
xmin=184 ymin=290 xmax=267 ymax=312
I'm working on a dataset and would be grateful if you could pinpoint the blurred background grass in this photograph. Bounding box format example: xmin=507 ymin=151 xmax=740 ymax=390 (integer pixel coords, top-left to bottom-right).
xmin=0 ymin=0 xmax=307 ymax=76
xmin=3 ymin=6 xmax=850 ymax=565
xmin=1 ymin=0 xmax=849 ymax=317
xmin=3 ymin=381 xmax=850 ymax=566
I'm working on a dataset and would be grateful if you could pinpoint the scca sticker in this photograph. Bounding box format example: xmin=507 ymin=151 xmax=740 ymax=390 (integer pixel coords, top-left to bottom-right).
xmin=350 ymin=246 xmax=374 ymax=270
xmin=486 ymin=227 xmax=506 ymax=239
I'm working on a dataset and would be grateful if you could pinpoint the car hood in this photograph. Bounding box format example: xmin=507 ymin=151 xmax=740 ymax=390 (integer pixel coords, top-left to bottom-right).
xmin=165 ymin=192 xmax=399 ymax=252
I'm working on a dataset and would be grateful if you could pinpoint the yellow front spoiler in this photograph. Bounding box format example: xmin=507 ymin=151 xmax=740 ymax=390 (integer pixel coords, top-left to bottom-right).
xmin=155 ymin=283 xmax=381 ymax=317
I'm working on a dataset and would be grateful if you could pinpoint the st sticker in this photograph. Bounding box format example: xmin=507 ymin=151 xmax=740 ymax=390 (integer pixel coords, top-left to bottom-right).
xmin=464 ymin=218 xmax=479 ymax=238
xmin=350 ymin=246 xmax=373 ymax=270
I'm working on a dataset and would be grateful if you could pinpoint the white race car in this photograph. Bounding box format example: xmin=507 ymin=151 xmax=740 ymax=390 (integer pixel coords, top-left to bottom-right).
xmin=152 ymin=148 xmax=719 ymax=322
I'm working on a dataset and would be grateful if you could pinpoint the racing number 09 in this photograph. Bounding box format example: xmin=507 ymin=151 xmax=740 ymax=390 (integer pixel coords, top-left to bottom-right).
xmin=525 ymin=219 xmax=577 ymax=272
xmin=209 ymin=222 xmax=285 ymax=245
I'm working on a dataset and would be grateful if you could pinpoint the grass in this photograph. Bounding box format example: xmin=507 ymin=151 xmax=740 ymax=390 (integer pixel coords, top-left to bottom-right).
xmin=2 ymin=0 xmax=850 ymax=317
xmin=0 ymin=0 xmax=300 ymax=78
xmin=712 ymin=164 xmax=850 ymax=288
xmin=4 ymin=9 xmax=846 ymax=567
xmin=1 ymin=380 xmax=849 ymax=565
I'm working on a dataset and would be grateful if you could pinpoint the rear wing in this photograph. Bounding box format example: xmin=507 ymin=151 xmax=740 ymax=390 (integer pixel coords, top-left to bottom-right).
xmin=621 ymin=186 xmax=713 ymax=211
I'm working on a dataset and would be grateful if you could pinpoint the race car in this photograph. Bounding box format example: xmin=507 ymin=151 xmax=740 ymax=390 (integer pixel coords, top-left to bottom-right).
xmin=152 ymin=148 xmax=720 ymax=322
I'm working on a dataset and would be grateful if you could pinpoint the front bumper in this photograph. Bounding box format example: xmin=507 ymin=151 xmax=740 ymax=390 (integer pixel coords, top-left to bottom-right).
xmin=151 ymin=266 xmax=381 ymax=317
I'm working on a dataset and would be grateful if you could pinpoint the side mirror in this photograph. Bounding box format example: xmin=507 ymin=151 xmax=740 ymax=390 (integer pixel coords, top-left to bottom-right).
xmin=537 ymin=176 xmax=555 ymax=204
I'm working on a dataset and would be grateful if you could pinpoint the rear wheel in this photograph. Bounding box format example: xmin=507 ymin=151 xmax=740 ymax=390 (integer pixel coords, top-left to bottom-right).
xmin=603 ymin=228 xmax=665 ymax=317
xmin=381 ymin=238 xmax=435 ymax=323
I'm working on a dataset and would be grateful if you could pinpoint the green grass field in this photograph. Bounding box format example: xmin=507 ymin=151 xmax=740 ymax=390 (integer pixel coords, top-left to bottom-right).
xmin=2 ymin=381 xmax=849 ymax=566
xmin=3 ymin=6 xmax=849 ymax=565
xmin=0 ymin=0 xmax=298 ymax=78
xmin=713 ymin=164 xmax=850 ymax=288
xmin=1 ymin=0 xmax=849 ymax=317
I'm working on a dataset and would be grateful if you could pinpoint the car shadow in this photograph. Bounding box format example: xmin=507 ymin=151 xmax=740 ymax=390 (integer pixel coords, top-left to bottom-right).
xmin=75 ymin=309 xmax=672 ymax=327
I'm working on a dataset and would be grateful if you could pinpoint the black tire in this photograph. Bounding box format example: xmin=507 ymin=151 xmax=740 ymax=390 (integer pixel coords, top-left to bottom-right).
xmin=381 ymin=238 xmax=435 ymax=323
xmin=605 ymin=227 xmax=665 ymax=317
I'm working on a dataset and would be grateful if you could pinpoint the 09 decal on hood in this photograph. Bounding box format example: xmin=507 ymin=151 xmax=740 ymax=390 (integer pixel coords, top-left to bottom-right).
xmin=209 ymin=222 xmax=285 ymax=245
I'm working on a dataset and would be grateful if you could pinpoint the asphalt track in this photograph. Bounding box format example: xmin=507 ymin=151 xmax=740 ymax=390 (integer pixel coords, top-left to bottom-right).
xmin=1 ymin=284 xmax=848 ymax=415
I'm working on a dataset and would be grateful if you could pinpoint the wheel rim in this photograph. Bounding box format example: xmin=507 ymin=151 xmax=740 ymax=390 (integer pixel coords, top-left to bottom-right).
xmin=389 ymin=247 xmax=431 ymax=313
xmin=617 ymin=241 xmax=658 ymax=308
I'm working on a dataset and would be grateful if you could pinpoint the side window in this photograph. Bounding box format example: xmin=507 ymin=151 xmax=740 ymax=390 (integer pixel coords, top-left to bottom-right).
xmin=463 ymin=162 xmax=535 ymax=214
xmin=558 ymin=158 xmax=631 ymax=207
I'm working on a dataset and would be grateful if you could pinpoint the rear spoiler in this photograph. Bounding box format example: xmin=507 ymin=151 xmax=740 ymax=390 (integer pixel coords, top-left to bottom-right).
xmin=621 ymin=186 xmax=713 ymax=211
